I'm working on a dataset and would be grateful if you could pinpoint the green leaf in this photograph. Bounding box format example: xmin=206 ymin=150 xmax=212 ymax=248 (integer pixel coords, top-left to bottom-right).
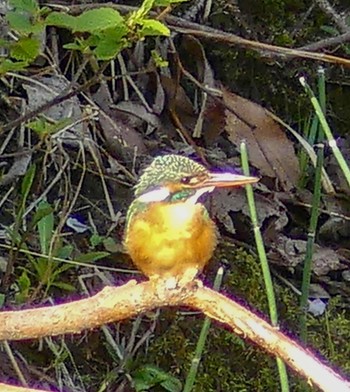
xmin=90 ymin=233 xmax=103 ymax=248
xmin=154 ymin=0 xmax=189 ymax=5
xmin=9 ymin=0 xmax=38 ymax=14
xmin=7 ymin=11 xmax=32 ymax=33
xmin=320 ymin=25 xmax=338 ymax=36
xmin=26 ymin=118 xmax=47 ymax=135
xmin=92 ymin=24 xmax=128 ymax=59
xmin=139 ymin=19 xmax=170 ymax=37
xmin=55 ymin=244 xmax=74 ymax=260
xmin=133 ymin=365 xmax=182 ymax=392
xmin=10 ymin=36 xmax=40 ymax=61
xmin=63 ymin=40 xmax=91 ymax=53
xmin=47 ymin=8 xmax=125 ymax=33
xmin=51 ymin=262 xmax=75 ymax=276
xmin=32 ymin=257 xmax=48 ymax=281
xmin=36 ymin=200 xmax=54 ymax=255
xmin=76 ymin=251 xmax=109 ymax=263
xmin=27 ymin=117 xmax=73 ymax=138
xmin=160 ymin=375 xmax=182 ymax=392
xmin=102 ymin=237 xmax=119 ymax=253
xmin=132 ymin=0 xmax=154 ymax=22
xmin=0 ymin=59 xmax=29 ymax=75
xmin=74 ymin=8 xmax=124 ymax=33
xmin=17 ymin=270 xmax=31 ymax=292
xmin=31 ymin=205 xmax=54 ymax=228
xmin=45 ymin=12 xmax=76 ymax=30
xmin=51 ymin=281 xmax=76 ymax=291
xmin=0 ymin=293 xmax=5 ymax=308
xmin=94 ymin=38 xmax=126 ymax=60
xmin=20 ymin=163 xmax=36 ymax=202
xmin=151 ymin=49 xmax=168 ymax=67
xmin=7 ymin=11 xmax=43 ymax=34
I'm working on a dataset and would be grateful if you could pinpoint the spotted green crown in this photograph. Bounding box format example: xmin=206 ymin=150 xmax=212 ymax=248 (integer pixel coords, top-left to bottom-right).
xmin=134 ymin=155 xmax=208 ymax=197
xmin=126 ymin=155 xmax=208 ymax=228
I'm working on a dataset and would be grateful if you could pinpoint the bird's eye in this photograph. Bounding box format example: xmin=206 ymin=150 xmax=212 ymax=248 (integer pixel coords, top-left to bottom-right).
xmin=180 ymin=176 xmax=192 ymax=184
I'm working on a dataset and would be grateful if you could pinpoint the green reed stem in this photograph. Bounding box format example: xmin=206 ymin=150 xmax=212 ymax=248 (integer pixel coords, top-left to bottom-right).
xmin=317 ymin=67 xmax=326 ymax=142
xmin=300 ymin=76 xmax=350 ymax=189
xmin=240 ymin=142 xmax=289 ymax=392
xmin=299 ymin=145 xmax=324 ymax=342
xmin=183 ymin=267 xmax=224 ymax=392
xmin=298 ymin=68 xmax=325 ymax=187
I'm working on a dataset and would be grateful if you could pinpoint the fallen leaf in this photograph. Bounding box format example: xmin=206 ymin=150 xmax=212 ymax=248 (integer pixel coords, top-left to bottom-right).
xmin=23 ymin=75 xmax=85 ymax=147
xmin=268 ymin=234 xmax=345 ymax=275
xmin=211 ymin=188 xmax=288 ymax=235
xmin=92 ymin=83 xmax=147 ymax=159
xmin=0 ymin=151 xmax=32 ymax=187
xmin=223 ymin=88 xmax=300 ymax=191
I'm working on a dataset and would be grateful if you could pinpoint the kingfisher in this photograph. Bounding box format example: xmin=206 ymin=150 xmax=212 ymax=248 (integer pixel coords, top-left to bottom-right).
xmin=124 ymin=154 xmax=258 ymax=284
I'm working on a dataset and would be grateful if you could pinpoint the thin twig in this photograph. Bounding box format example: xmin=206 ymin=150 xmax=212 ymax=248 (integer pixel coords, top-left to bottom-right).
xmin=315 ymin=0 xmax=350 ymax=34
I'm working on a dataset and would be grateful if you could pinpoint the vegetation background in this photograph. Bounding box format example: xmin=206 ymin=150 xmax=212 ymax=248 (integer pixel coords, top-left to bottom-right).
xmin=0 ymin=0 xmax=350 ymax=391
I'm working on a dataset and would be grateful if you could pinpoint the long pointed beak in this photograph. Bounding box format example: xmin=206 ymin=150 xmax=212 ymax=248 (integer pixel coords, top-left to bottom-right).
xmin=202 ymin=172 xmax=259 ymax=188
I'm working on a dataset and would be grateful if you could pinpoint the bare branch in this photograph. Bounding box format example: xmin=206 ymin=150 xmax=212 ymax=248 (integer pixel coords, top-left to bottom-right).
xmin=0 ymin=383 xmax=46 ymax=392
xmin=1 ymin=280 xmax=349 ymax=392
xmin=298 ymin=31 xmax=350 ymax=52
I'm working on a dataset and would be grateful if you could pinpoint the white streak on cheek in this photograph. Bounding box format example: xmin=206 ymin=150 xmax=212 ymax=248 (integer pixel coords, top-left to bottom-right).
xmin=137 ymin=187 xmax=170 ymax=203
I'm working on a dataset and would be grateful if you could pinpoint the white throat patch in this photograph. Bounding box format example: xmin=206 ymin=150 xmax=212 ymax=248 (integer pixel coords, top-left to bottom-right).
xmin=136 ymin=186 xmax=215 ymax=204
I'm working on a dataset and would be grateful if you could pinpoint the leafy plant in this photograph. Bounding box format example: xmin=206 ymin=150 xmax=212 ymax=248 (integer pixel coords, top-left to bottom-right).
xmin=27 ymin=117 xmax=73 ymax=141
xmin=1 ymin=0 xmax=45 ymax=74
xmin=132 ymin=364 xmax=182 ymax=392
xmin=15 ymin=199 xmax=76 ymax=302
xmin=1 ymin=0 xmax=188 ymax=72
xmin=44 ymin=0 xmax=187 ymax=60
xmin=14 ymin=195 xmax=110 ymax=302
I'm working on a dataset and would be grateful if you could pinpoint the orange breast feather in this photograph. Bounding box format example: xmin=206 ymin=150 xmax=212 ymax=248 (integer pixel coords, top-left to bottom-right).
xmin=125 ymin=202 xmax=217 ymax=278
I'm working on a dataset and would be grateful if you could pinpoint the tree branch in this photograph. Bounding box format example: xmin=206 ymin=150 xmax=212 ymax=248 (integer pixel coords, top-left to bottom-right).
xmin=0 ymin=384 xmax=45 ymax=392
xmin=63 ymin=2 xmax=350 ymax=67
xmin=1 ymin=280 xmax=349 ymax=391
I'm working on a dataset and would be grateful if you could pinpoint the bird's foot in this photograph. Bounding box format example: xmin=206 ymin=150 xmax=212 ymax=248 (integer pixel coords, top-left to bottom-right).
xmin=177 ymin=267 xmax=199 ymax=287
xmin=164 ymin=277 xmax=177 ymax=289
xmin=149 ymin=275 xmax=177 ymax=290
xmin=153 ymin=267 xmax=199 ymax=289
xmin=148 ymin=267 xmax=200 ymax=296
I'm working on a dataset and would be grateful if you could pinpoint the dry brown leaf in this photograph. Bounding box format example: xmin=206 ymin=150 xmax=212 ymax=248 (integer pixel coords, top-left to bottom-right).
xmin=268 ymin=234 xmax=345 ymax=275
xmin=211 ymin=188 xmax=288 ymax=235
xmin=160 ymin=75 xmax=195 ymax=116
xmin=180 ymin=35 xmax=215 ymax=87
xmin=92 ymin=83 xmax=147 ymax=159
xmin=223 ymin=89 xmax=300 ymax=191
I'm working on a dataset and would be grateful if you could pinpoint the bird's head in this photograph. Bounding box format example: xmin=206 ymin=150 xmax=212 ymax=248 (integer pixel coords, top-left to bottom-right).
xmin=133 ymin=154 xmax=258 ymax=205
